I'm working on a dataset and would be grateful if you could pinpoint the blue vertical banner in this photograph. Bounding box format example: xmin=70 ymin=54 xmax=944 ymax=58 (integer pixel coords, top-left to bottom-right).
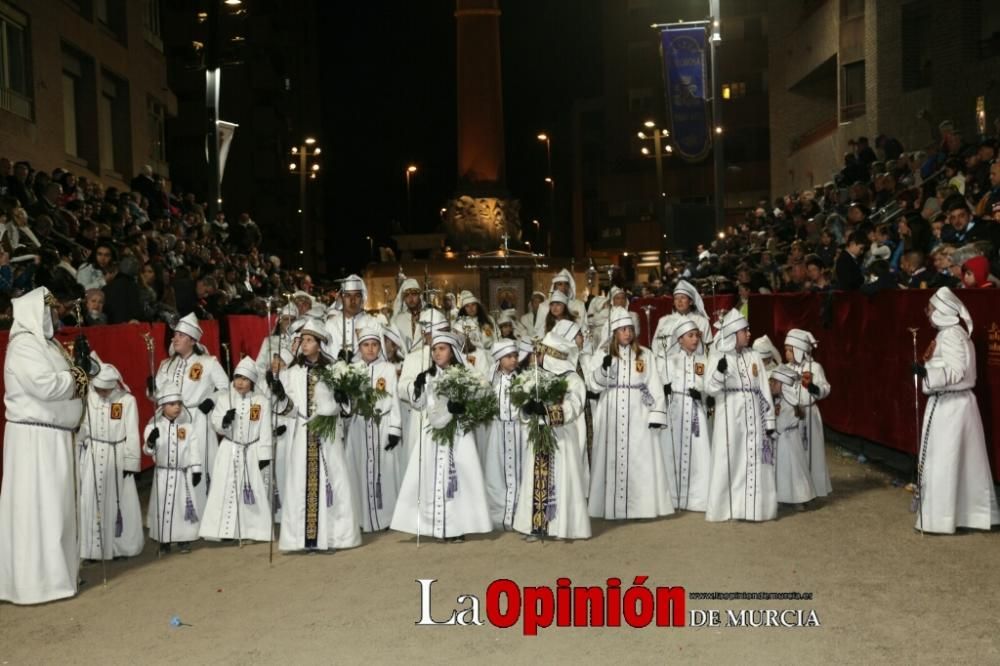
xmin=660 ymin=27 xmax=712 ymax=162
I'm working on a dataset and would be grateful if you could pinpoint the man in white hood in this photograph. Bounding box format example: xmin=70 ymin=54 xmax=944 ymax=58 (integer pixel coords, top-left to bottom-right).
xmin=0 ymin=287 xmax=93 ymax=604
xmin=325 ymin=274 xmax=376 ymax=362
xmin=391 ymin=278 xmax=425 ymax=352
xmin=536 ymin=269 xmax=588 ymax=336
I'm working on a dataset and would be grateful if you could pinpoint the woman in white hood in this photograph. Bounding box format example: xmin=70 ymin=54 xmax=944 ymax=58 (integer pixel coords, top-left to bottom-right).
xmin=911 ymin=287 xmax=999 ymax=534
xmin=783 ymin=329 xmax=832 ymax=497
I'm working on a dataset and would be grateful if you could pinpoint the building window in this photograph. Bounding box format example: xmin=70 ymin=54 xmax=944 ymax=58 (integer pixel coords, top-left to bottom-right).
xmin=0 ymin=3 xmax=32 ymax=120
xmin=62 ymin=50 xmax=84 ymax=158
xmin=901 ymin=0 xmax=932 ymax=90
xmin=99 ymin=70 xmax=131 ymax=176
xmin=981 ymin=0 xmax=1000 ymax=59
xmin=147 ymin=96 xmax=166 ymax=163
xmin=840 ymin=60 xmax=865 ymax=121
xmin=722 ymin=82 xmax=746 ymax=100
xmin=94 ymin=0 xmax=127 ymax=44
xmin=143 ymin=0 xmax=162 ymax=51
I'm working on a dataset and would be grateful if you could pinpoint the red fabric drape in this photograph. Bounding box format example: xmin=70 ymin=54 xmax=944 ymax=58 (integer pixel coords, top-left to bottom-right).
xmin=0 ymin=319 xmax=230 ymax=483
xmin=226 ymin=314 xmax=271 ymax=369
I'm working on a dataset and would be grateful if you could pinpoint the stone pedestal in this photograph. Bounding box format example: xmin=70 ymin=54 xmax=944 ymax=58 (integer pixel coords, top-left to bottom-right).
xmin=443 ymin=195 xmax=520 ymax=252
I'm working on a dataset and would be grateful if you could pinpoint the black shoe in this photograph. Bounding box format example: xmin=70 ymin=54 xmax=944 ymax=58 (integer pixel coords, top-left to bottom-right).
xmin=447 ymin=535 xmax=465 ymax=543
xmin=178 ymin=542 xmax=192 ymax=554
xmin=159 ymin=543 xmax=172 ymax=554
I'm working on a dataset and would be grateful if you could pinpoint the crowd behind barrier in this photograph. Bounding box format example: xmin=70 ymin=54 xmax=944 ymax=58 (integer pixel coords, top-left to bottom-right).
xmin=1 ymin=291 xmax=998 ymax=486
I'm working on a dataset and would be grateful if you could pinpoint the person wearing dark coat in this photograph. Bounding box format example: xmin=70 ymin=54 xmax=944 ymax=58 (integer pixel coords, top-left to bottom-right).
xmin=834 ymin=233 xmax=866 ymax=290
xmin=103 ymin=255 xmax=144 ymax=323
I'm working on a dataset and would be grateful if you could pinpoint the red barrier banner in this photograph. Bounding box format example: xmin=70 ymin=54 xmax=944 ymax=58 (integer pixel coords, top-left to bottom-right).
xmin=226 ymin=314 xmax=271 ymax=369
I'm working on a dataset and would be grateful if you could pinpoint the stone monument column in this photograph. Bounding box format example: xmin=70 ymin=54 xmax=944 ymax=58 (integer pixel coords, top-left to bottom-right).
xmin=447 ymin=0 xmax=520 ymax=251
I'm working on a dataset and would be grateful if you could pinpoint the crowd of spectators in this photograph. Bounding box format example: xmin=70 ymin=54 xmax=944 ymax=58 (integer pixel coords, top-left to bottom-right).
xmin=0 ymin=158 xmax=328 ymax=331
xmin=630 ymin=122 xmax=1000 ymax=304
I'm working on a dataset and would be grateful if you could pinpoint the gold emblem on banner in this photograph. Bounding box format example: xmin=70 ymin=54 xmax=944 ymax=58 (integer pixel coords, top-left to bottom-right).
xmin=635 ymin=358 xmax=645 ymax=374
xmin=177 ymin=427 xmax=186 ymax=440
xmin=110 ymin=403 xmax=123 ymax=420
xmin=695 ymin=362 xmax=705 ymax=376
xmin=189 ymin=363 xmax=203 ymax=381
xmin=752 ymin=363 xmax=759 ymax=377
xmin=376 ymin=377 xmax=386 ymax=392
xmin=250 ymin=404 xmax=261 ymax=422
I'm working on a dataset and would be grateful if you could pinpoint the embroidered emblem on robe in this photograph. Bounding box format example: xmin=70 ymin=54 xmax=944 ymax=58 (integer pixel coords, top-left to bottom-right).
xmin=178 ymin=427 xmax=186 ymax=440
xmin=376 ymin=377 xmax=386 ymax=392
xmin=110 ymin=403 xmax=123 ymax=419
xmin=189 ymin=363 xmax=203 ymax=380
xmin=695 ymin=362 xmax=705 ymax=376
xmin=250 ymin=404 xmax=261 ymax=421
xmin=752 ymin=363 xmax=759 ymax=377
xmin=801 ymin=371 xmax=813 ymax=387
xmin=635 ymin=359 xmax=645 ymax=373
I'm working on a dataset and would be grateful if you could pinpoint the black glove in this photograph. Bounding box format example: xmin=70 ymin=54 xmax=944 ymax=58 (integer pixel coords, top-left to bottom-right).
xmin=222 ymin=408 xmax=237 ymax=428
xmin=602 ymin=354 xmax=612 ymax=369
xmin=273 ymin=425 xmax=287 ymax=437
xmin=146 ymin=376 xmax=156 ymax=395
xmin=413 ymin=371 xmax=428 ymax=398
xmin=705 ymin=396 xmax=716 ymax=410
xmin=337 ymin=348 xmax=352 ymax=362
xmin=716 ymin=357 xmax=728 ymax=374
xmin=911 ymin=362 xmax=927 ymax=379
xmin=198 ymin=398 xmax=215 ymax=415
xmin=806 ymin=382 xmax=820 ymax=396
xmin=123 ymin=470 xmax=136 ymax=478
xmin=447 ymin=400 xmax=466 ymax=415
xmin=649 ymin=423 xmax=666 ymax=430
xmin=334 ymin=389 xmax=349 ymax=405
xmin=427 ymin=365 xmax=438 ymax=377
xmin=524 ymin=400 xmax=546 ymax=416
xmin=766 ymin=429 xmax=776 ymax=439
xmin=258 ymin=460 xmax=270 ymax=470
xmin=265 ymin=370 xmax=276 ymax=388
xmin=147 ymin=427 xmax=160 ymax=447
xmin=192 ymin=472 xmax=202 ymax=487
xmin=586 ymin=390 xmax=601 ymax=401
xmin=73 ymin=334 xmax=92 ymax=370
xmin=271 ymin=379 xmax=286 ymax=400
xmin=385 ymin=434 xmax=402 ymax=451
xmin=663 ymin=383 xmax=672 ymax=397
xmin=688 ymin=387 xmax=702 ymax=401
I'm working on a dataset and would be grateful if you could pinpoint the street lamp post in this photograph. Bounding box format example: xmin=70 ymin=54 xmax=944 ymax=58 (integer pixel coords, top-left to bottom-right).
xmin=537 ymin=133 xmax=554 ymax=255
xmin=365 ymin=235 xmax=373 ymax=262
xmin=289 ymin=137 xmax=320 ymax=269
xmin=638 ymin=121 xmax=672 ymax=248
xmin=405 ymin=164 xmax=418 ymax=230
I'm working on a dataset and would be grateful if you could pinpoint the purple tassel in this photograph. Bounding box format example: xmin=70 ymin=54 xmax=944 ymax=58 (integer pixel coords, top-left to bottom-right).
xmin=691 ymin=406 xmax=700 ymax=438
xmin=762 ymin=436 xmax=775 ymax=466
xmin=184 ymin=495 xmax=198 ymax=523
xmin=325 ymin=481 xmax=334 ymax=508
xmin=375 ymin=475 xmax=383 ymax=510
xmin=446 ymin=447 xmax=458 ymax=499
xmin=114 ymin=508 xmax=123 ymax=538
xmin=243 ymin=483 xmax=256 ymax=505
xmin=274 ymin=491 xmax=282 ymax=511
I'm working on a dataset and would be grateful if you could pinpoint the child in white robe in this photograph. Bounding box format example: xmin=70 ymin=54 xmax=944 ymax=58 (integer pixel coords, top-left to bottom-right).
xmin=78 ymin=361 xmax=144 ymax=560
xmin=200 ymin=357 xmax=273 ymax=542
xmin=346 ymin=325 xmax=403 ymax=533
xmin=769 ymin=365 xmax=816 ymax=507
xmin=662 ymin=318 xmax=712 ymax=512
xmin=783 ymin=328 xmax=833 ymax=497
xmin=704 ymin=309 xmax=777 ymax=522
xmin=144 ymin=381 xmax=205 ymax=553
xmin=483 ymin=339 xmax=528 ymax=531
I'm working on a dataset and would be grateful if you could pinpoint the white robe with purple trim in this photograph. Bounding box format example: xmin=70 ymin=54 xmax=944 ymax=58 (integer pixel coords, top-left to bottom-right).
xmin=589 ymin=344 xmax=674 ymax=519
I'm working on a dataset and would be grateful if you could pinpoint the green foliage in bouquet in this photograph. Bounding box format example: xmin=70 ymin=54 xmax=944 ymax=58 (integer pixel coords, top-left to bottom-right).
xmin=510 ymin=368 xmax=569 ymax=455
xmin=307 ymin=361 xmax=388 ymax=440
xmin=431 ymin=365 xmax=498 ymax=447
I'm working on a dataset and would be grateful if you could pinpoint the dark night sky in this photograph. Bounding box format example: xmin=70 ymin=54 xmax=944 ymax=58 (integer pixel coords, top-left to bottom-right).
xmin=318 ymin=2 xmax=602 ymax=273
